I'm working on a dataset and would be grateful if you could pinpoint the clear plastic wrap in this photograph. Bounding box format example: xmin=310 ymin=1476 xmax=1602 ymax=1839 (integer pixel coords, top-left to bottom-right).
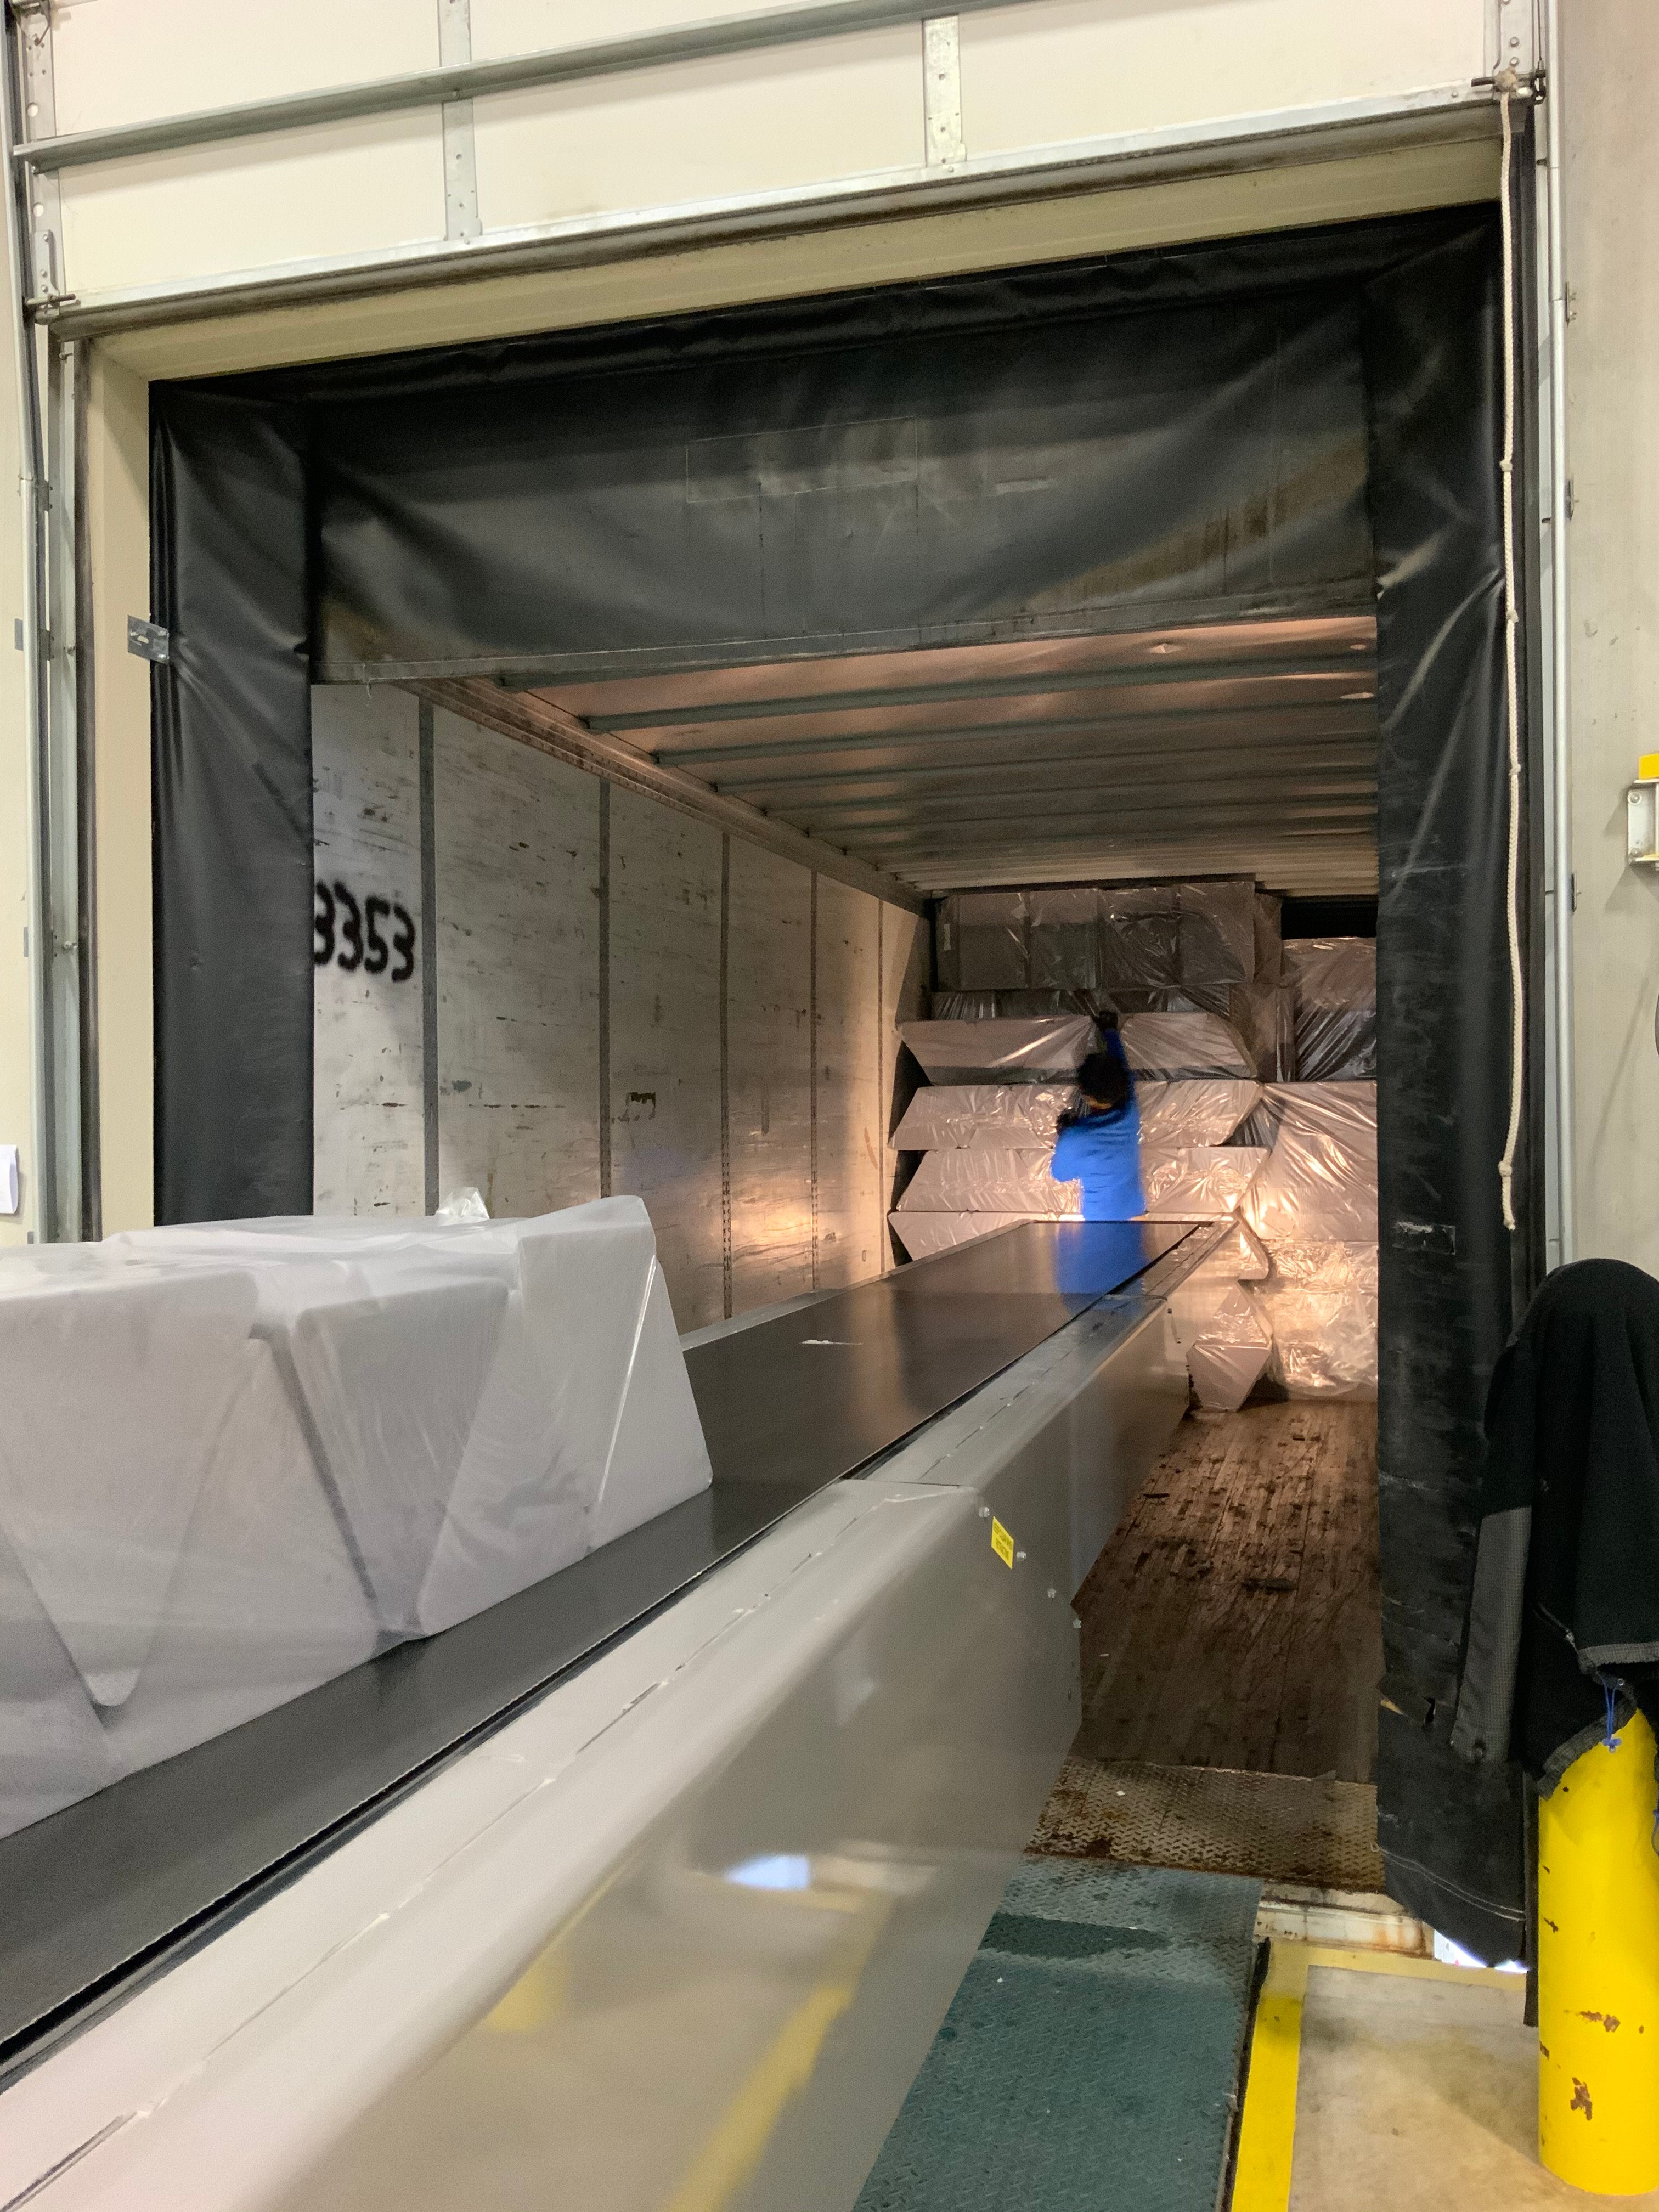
xmin=1252 ymin=1242 xmax=1379 ymax=1399
xmin=896 ymin=1149 xmax=1080 ymax=1216
xmin=1233 ymin=978 xmax=1298 ymax=1083
xmin=1184 ymin=1215 xmax=1272 ymax=1284
xmin=890 ymin=1078 xmax=1260 ymax=1153
xmin=933 ymin=877 xmax=1258 ymax=997
xmin=1138 ymin=1081 xmax=1263 ymax=1149
xmin=891 ymin=1084 xmax=1074 ymax=1151
xmin=1139 ymin=1147 xmax=1269 ymax=1218
xmin=1189 ymin=1327 xmax=1277 ymax=1412
xmin=1254 ymin=891 xmax=1284 ymax=984
xmin=100 ymin=1337 xmax=380 ymax=1779
xmin=887 ymin=1211 xmax=1028 ymax=1261
xmin=0 ymin=1200 xmax=713 ymax=1844
xmin=1102 ymin=985 xmax=1210 ymax=1015
xmin=1097 ymin=887 xmax=1182 ymax=990
xmin=1029 ymin=887 xmax=1104 ymax=991
xmin=899 ymin=1015 xmax=1098 ymax=1084
xmin=1230 ymin=1101 xmax=1279 ymax=1150
xmin=0 ymin=1255 xmax=260 ymax=1708
xmin=1120 ymin=1010 xmax=1257 ymax=1080
xmin=1242 ymin=1082 xmax=1378 ymax=1245
xmin=928 ymin=989 xmax=1103 ymax=1021
xmin=0 ymin=1519 xmax=120 ymax=1841
xmin=1174 ymin=878 xmax=1258 ymax=987
xmin=898 ymin=1142 xmax=1265 ymax=1219
xmin=1169 ymin=1283 xmax=1276 ymax=1412
xmin=1286 ymin=936 xmax=1378 ymax=1081
xmin=934 ymin=890 xmax=1029 ymax=991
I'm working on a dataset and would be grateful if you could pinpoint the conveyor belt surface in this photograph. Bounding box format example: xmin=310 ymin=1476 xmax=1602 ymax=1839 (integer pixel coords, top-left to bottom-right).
xmin=0 ymin=1221 xmax=1194 ymax=2076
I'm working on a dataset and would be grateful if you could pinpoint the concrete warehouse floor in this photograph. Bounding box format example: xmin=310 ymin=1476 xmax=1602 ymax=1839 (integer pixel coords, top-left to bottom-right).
xmin=1240 ymin=1943 xmax=1659 ymax=2212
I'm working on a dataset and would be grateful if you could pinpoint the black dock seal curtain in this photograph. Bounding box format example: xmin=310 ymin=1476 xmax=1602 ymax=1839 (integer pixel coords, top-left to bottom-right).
xmin=149 ymin=205 xmax=1534 ymax=1959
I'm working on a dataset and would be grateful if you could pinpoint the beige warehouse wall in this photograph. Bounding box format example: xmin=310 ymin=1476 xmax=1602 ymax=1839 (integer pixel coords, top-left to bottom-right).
xmin=312 ymin=689 xmax=924 ymax=1329
xmin=1561 ymin=4 xmax=1659 ymax=1267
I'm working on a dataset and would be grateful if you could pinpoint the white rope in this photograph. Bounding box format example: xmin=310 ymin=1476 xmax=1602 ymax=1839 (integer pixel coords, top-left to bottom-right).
xmin=1497 ymin=78 xmax=1525 ymax=1235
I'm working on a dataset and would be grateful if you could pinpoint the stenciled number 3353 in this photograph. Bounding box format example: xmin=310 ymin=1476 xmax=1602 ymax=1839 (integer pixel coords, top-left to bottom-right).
xmin=314 ymin=879 xmax=416 ymax=981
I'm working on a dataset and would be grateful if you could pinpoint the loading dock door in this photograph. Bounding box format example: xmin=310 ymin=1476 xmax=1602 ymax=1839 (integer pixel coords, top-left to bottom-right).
xmin=149 ymin=203 xmax=1534 ymax=1957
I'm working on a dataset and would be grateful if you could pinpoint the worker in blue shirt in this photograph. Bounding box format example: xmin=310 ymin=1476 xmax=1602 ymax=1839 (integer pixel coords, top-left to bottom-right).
xmin=1050 ymin=1038 xmax=1145 ymax=1219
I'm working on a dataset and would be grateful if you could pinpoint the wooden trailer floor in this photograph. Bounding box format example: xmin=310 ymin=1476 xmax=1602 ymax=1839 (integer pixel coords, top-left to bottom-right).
xmin=1032 ymin=1402 xmax=1386 ymax=1892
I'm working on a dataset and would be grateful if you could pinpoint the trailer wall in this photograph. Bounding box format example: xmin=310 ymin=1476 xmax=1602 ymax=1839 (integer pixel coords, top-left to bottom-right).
xmin=314 ymin=685 xmax=923 ymax=1327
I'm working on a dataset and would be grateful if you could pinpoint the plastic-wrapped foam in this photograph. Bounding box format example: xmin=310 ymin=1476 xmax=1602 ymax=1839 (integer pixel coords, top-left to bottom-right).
xmin=899 ymin=1015 xmax=1097 ymax=1083
xmin=890 ymin=1078 xmax=1260 ymax=1153
xmin=887 ymin=1212 xmax=1032 ymax=1261
xmin=1251 ymin=1242 xmax=1379 ymax=1399
xmin=1140 ymin=1147 xmax=1269 ymax=1218
xmin=1242 ymin=1083 xmax=1378 ymax=1245
xmin=1285 ymin=937 xmax=1377 ymax=1081
xmin=0 ymin=1199 xmax=712 ymax=1844
xmin=1120 ymin=1011 xmax=1257 ymax=1080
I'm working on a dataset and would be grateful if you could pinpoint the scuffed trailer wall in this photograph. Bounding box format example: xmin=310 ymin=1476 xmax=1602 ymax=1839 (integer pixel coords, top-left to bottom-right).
xmin=313 ymin=688 xmax=427 ymax=1217
xmin=433 ymin=708 xmax=603 ymax=1218
xmin=312 ymin=687 xmax=924 ymax=1328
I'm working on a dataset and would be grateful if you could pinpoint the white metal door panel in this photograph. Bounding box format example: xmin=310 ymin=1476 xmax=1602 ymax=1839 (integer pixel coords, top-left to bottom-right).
xmin=48 ymin=0 xmax=441 ymax=132
xmin=57 ymin=117 xmax=449 ymax=301
xmin=30 ymin=0 xmax=1505 ymax=321
xmin=960 ymin=0 xmax=1492 ymax=162
xmin=470 ymin=30 xmax=923 ymax=236
xmin=471 ymin=0 xmax=837 ymax=51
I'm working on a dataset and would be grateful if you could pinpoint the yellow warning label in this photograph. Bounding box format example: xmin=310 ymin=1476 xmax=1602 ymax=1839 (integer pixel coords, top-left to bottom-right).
xmin=991 ymin=1517 xmax=1015 ymax=1568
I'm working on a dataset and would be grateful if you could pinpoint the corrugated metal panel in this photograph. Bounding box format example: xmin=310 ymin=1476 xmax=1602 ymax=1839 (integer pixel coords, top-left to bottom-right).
xmin=528 ymin=615 xmax=1378 ymax=897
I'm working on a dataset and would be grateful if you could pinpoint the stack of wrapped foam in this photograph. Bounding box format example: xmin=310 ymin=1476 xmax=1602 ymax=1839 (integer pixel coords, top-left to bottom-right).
xmin=890 ymin=1012 xmax=1269 ymax=1261
xmin=930 ymin=877 xmax=1294 ymax=1081
xmin=1159 ymin=1082 xmax=1377 ymax=1408
xmin=1284 ymin=937 xmax=1376 ymax=1080
xmin=0 ymin=1198 xmax=711 ymax=1846
xmin=1166 ymin=1218 xmax=1276 ymax=1412
xmin=1239 ymin=1080 xmax=1379 ymax=1400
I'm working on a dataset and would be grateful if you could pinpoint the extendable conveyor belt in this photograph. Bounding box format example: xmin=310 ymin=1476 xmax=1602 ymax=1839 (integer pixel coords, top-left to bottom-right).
xmin=0 ymin=1221 xmax=1201 ymax=2081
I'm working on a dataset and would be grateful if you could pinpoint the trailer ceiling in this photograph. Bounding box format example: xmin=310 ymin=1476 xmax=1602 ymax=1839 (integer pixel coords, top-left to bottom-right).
xmin=516 ymin=612 xmax=1378 ymax=898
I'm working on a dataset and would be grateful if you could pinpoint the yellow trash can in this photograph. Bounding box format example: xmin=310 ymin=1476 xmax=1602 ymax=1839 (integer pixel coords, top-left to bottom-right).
xmin=1538 ymin=1707 xmax=1659 ymax=2193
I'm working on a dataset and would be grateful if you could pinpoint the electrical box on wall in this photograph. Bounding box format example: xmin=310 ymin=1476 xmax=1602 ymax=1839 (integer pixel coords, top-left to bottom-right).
xmin=1627 ymin=754 xmax=1659 ymax=866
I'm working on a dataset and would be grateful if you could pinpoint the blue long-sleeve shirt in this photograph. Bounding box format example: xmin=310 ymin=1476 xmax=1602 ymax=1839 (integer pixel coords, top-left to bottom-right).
xmin=1050 ymin=1097 xmax=1145 ymax=1220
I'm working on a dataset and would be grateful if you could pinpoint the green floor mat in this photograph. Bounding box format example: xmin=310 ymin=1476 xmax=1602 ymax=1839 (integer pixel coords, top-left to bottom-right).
xmin=855 ymin=1857 xmax=1262 ymax=2212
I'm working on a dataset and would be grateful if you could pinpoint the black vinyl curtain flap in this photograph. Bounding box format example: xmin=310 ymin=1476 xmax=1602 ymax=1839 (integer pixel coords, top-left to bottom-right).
xmin=148 ymin=205 xmax=1532 ymax=1957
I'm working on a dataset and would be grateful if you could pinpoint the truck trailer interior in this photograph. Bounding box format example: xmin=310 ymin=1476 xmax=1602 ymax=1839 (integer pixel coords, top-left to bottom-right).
xmin=0 ymin=160 xmax=1549 ymax=2212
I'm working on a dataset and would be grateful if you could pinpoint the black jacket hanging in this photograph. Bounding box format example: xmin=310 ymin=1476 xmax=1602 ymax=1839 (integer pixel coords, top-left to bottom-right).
xmin=1454 ymin=1258 xmax=1659 ymax=1788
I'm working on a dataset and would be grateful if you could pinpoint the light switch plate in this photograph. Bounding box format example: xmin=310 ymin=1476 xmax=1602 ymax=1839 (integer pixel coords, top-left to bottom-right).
xmin=0 ymin=1144 xmax=18 ymax=1215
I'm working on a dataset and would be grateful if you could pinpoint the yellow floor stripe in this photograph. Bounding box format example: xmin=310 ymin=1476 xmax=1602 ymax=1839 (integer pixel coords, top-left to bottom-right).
xmin=1231 ymin=1943 xmax=1309 ymax=2212
xmin=1300 ymin=1942 xmax=1516 ymax=1987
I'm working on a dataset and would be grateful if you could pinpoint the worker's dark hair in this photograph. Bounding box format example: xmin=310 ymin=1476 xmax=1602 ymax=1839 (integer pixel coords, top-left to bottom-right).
xmin=1060 ymin=1047 xmax=1133 ymax=1127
